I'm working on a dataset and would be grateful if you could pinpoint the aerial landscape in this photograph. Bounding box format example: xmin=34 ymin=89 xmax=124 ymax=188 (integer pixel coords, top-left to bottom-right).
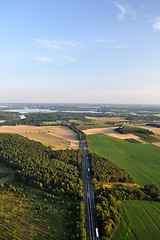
xmin=0 ymin=1 xmax=160 ymax=240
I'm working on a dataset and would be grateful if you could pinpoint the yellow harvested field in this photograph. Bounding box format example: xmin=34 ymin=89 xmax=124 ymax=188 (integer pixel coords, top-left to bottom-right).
xmin=85 ymin=116 xmax=127 ymax=122
xmin=83 ymin=127 xmax=140 ymax=140
xmin=0 ymin=125 xmax=79 ymax=150
xmin=153 ymin=142 xmax=160 ymax=147
xmin=139 ymin=125 xmax=160 ymax=135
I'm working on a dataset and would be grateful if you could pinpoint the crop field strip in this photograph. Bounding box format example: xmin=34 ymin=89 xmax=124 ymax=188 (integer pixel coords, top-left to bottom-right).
xmin=116 ymin=201 xmax=160 ymax=240
xmin=88 ymin=133 xmax=160 ymax=186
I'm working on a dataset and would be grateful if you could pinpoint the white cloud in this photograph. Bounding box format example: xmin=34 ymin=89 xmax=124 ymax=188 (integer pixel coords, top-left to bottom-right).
xmin=115 ymin=4 xmax=126 ymax=20
xmin=108 ymin=44 xmax=130 ymax=49
xmin=36 ymin=39 xmax=64 ymax=50
xmin=95 ymin=38 xmax=130 ymax=49
xmin=36 ymin=38 xmax=81 ymax=50
xmin=152 ymin=17 xmax=160 ymax=30
xmin=95 ymin=39 xmax=115 ymax=43
xmin=35 ymin=38 xmax=80 ymax=65
xmin=59 ymin=55 xmax=75 ymax=62
xmin=36 ymin=57 xmax=53 ymax=63
xmin=36 ymin=55 xmax=75 ymax=66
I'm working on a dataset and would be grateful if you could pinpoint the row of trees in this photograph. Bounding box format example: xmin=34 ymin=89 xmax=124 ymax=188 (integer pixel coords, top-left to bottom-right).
xmin=147 ymin=123 xmax=160 ymax=128
xmin=115 ymin=126 xmax=153 ymax=135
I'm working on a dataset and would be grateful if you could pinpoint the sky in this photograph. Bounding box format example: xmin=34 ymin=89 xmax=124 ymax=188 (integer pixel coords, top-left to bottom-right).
xmin=0 ymin=0 xmax=160 ymax=104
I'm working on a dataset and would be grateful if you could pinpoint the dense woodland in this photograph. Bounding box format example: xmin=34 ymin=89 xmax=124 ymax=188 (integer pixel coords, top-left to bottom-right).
xmin=0 ymin=111 xmax=20 ymax=121
xmin=0 ymin=133 xmax=86 ymax=239
xmin=88 ymin=152 xmax=135 ymax=184
xmin=147 ymin=123 xmax=160 ymax=128
xmin=115 ymin=126 xmax=153 ymax=135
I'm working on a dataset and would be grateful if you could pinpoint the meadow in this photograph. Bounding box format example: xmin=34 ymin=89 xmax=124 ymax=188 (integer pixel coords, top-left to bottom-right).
xmin=115 ymin=201 xmax=160 ymax=240
xmin=88 ymin=134 xmax=160 ymax=186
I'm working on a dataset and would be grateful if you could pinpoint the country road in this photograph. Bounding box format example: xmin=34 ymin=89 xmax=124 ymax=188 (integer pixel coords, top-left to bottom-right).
xmin=81 ymin=133 xmax=99 ymax=240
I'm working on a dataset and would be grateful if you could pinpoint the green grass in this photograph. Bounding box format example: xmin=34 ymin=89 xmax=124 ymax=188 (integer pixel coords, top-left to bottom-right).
xmin=22 ymin=132 xmax=70 ymax=150
xmin=115 ymin=201 xmax=160 ymax=240
xmin=42 ymin=121 xmax=61 ymax=125
xmin=88 ymin=134 xmax=160 ymax=186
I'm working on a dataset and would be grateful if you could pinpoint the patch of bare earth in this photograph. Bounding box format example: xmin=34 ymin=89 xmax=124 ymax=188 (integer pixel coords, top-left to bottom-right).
xmin=139 ymin=125 xmax=160 ymax=135
xmin=0 ymin=125 xmax=79 ymax=149
xmin=139 ymin=126 xmax=160 ymax=147
xmin=103 ymin=182 xmax=139 ymax=188
xmin=83 ymin=127 xmax=140 ymax=140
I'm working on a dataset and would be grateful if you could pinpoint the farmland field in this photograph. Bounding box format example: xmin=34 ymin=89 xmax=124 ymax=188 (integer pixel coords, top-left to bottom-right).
xmin=83 ymin=127 xmax=141 ymax=141
xmin=85 ymin=116 xmax=127 ymax=122
xmin=0 ymin=125 xmax=79 ymax=149
xmin=22 ymin=132 xmax=70 ymax=150
xmin=115 ymin=201 xmax=160 ymax=240
xmin=88 ymin=134 xmax=160 ymax=186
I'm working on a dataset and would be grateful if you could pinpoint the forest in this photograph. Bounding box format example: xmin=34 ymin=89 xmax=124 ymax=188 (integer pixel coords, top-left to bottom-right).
xmin=0 ymin=133 xmax=86 ymax=239
xmin=88 ymin=153 xmax=134 ymax=184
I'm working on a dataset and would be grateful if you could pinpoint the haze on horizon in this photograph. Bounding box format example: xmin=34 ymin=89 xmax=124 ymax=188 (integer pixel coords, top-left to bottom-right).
xmin=0 ymin=0 xmax=160 ymax=104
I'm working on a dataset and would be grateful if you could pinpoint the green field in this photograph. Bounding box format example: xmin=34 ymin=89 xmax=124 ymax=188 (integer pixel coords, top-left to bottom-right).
xmin=88 ymin=134 xmax=160 ymax=186
xmin=22 ymin=132 xmax=70 ymax=150
xmin=42 ymin=121 xmax=61 ymax=125
xmin=115 ymin=201 xmax=160 ymax=240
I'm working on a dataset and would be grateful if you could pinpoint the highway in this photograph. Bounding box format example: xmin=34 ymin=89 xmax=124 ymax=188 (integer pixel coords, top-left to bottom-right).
xmin=81 ymin=133 xmax=99 ymax=240
xmin=56 ymin=115 xmax=99 ymax=239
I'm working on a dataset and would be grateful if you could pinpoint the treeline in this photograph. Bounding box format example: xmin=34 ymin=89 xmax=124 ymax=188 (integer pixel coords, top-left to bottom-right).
xmin=115 ymin=126 xmax=153 ymax=135
xmin=115 ymin=126 xmax=159 ymax=143
xmin=147 ymin=123 xmax=160 ymax=128
xmin=0 ymin=111 xmax=20 ymax=122
xmin=88 ymin=153 xmax=135 ymax=184
xmin=96 ymin=191 xmax=120 ymax=239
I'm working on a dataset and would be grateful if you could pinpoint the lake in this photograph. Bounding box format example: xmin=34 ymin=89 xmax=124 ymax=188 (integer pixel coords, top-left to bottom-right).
xmin=6 ymin=109 xmax=58 ymax=114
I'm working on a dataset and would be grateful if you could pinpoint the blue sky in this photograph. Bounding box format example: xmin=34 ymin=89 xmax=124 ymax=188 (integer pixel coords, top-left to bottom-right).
xmin=0 ymin=0 xmax=160 ymax=104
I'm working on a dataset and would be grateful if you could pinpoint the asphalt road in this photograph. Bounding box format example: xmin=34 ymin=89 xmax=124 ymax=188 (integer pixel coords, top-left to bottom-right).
xmin=81 ymin=133 xmax=99 ymax=240
xmin=56 ymin=116 xmax=99 ymax=239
